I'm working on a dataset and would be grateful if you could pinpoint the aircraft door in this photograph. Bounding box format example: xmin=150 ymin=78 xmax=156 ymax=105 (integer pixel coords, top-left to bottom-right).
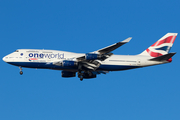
xmin=137 ymin=59 xmax=141 ymax=65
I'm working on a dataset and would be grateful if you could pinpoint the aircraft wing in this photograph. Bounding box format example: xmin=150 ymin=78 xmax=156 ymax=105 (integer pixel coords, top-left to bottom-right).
xmin=54 ymin=37 xmax=132 ymax=71
xmin=76 ymin=37 xmax=132 ymax=61
xmin=74 ymin=37 xmax=132 ymax=70
xmin=95 ymin=37 xmax=132 ymax=54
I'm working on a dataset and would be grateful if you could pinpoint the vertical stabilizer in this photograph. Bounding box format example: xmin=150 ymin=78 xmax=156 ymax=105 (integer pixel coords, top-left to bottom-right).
xmin=140 ymin=33 xmax=177 ymax=57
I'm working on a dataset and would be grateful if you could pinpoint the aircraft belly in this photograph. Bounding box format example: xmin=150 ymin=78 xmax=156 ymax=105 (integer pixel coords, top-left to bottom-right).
xmin=98 ymin=64 xmax=139 ymax=71
xmin=7 ymin=62 xmax=78 ymax=71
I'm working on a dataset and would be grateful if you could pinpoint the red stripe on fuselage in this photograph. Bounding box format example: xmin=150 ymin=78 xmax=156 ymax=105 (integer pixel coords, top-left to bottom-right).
xmin=29 ymin=58 xmax=38 ymax=60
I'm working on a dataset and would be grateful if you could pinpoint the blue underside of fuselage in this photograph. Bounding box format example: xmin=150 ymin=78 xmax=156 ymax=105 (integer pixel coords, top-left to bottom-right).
xmin=7 ymin=62 xmax=139 ymax=71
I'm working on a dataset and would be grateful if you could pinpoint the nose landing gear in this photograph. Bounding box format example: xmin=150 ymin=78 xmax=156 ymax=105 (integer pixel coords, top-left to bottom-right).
xmin=19 ymin=67 xmax=23 ymax=75
xmin=20 ymin=71 xmax=23 ymax=75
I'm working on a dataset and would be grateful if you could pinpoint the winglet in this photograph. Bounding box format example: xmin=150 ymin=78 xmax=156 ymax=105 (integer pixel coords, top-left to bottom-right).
xmin=122 ymin=37 xmax=132 ymax=43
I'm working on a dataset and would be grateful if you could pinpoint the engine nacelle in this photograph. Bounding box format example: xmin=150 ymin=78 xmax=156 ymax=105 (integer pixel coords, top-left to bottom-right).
xmin=62 ymin=60 xmax=78 ymax=67
xmin=85 ymin=53 xmax=101 ymax=60
xmin=61 ymin=71 xmax=76 ymax=77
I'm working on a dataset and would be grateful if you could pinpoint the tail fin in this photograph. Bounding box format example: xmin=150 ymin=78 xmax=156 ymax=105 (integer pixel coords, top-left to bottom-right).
xmin=140 ymin=33 xmax=178 ymax=57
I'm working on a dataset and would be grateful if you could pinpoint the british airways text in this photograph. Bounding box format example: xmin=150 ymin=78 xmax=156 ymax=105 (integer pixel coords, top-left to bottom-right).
xmin=29 ymin=53 xmax=64 ymax=59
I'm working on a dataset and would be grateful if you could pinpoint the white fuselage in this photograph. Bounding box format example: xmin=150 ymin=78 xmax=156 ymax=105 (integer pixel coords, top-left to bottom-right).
xmin=2 ymin=33 xmax=177 ymax=80
xmin=3 ymin=49 xmax=168 ymax=72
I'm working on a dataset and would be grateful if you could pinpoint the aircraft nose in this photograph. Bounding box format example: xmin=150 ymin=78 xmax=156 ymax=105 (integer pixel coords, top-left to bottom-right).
xmin=2 ymin=56 xmax=6 ymax=62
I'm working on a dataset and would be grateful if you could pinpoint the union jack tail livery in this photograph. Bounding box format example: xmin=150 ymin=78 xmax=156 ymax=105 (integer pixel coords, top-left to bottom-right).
xmin=140 ymin=33 xmax=177 ymax=57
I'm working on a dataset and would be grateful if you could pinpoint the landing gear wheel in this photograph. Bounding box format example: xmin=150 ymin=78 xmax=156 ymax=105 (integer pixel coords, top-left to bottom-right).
xmin=78 ymin=74 xmax=81 ymax=78
xmin=19 ymin=66 xmax=23 ymax=75
xmin=88 ymin=71 xmax=92 ymax=76
xmin=80 ymin=76 xmax=83 ymax=81
xmin=20 ymin=71 xmax=23 ymax=75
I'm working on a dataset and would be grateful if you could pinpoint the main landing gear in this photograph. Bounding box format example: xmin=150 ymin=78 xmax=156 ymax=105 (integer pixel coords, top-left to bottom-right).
xmin=78 ymin=71 xmax=83 ymax=81
xmin=78 ymin=64 xmax=84 ymax=81
xmin=78 ymin=71 xmax=94 ymax=81
xmin=80 ymin=76 xmax=83 ymax=81
xmin=19 ymin=66 xmax=23 ymax=75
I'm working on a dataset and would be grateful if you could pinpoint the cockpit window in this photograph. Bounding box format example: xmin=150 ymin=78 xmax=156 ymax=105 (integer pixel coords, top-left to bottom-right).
xmin=15 ymin=50 xmax=19 ymax=52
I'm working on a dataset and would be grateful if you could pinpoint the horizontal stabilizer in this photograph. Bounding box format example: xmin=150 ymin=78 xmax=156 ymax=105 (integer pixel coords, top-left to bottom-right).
xmin=149 ymin=52 xmax=176 ymax=61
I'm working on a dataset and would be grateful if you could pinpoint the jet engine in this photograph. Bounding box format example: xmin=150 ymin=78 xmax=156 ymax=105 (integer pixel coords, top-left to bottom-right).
xmin=85 ymin=53 xmax=101 ymax=60
xmin=54 ymin=60 xmax=78 ymax=67
xmin=62 ymin=60 xmax=78 ymax=67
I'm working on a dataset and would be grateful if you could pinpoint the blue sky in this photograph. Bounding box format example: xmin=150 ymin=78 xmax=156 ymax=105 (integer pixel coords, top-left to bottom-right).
xmin=0 ymin=0 xmax=180 ymax=120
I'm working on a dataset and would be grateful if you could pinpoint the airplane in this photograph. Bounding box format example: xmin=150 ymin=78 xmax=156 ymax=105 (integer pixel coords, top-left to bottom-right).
xmin=2 ymin=33 xmax=177 ymax=81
